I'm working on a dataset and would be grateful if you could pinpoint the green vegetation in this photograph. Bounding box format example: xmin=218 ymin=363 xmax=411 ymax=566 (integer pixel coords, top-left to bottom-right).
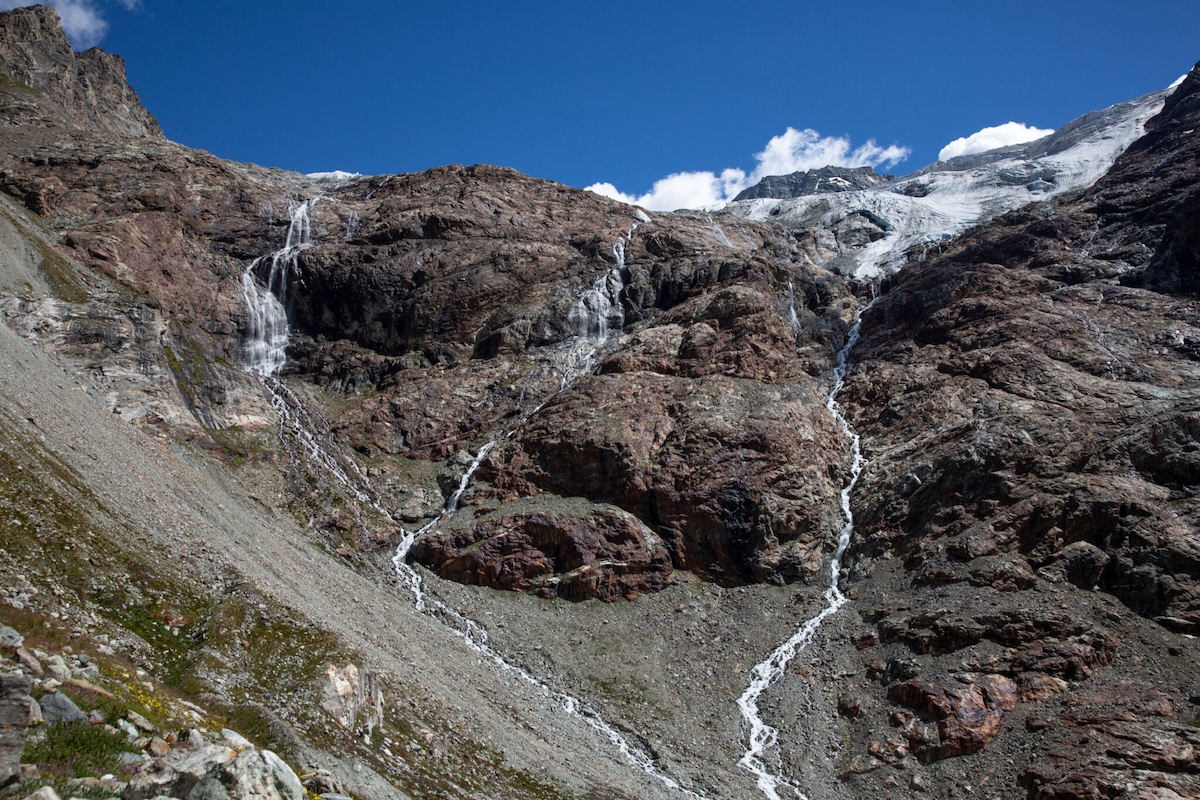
xmin=0 ymin=200 xmax=90 ymax=302
xmin=0 ymin=75 xmax=37 ymax=95
xmin=23 ymin=722 xmax=137 ymax=779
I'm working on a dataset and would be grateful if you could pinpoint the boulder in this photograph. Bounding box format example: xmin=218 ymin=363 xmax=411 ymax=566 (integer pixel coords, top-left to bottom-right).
xmin=413 ymin=507 xmax=674 ymax=601
xmin=887 ymin=675 xmax=1019 ymax=762
xmin=187 ymin=750 xmax=304 ymax=800
xmin=122 ymin=743 xmax=236 ymax=800
xmin=1 ymin=674 xmax=35 ymax=787
xmin=0 ymin=626 xmax=23 ymax=649
xmin=37 ymin=690 xmax=86 ymax=723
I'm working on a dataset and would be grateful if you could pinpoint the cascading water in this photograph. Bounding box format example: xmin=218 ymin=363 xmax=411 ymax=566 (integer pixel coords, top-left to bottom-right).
xmin=736 ymin=302 xmax=870 ymax=800
xmin=236 ymin=210 xmax=702 ymax=797
xmin=384 ymin=222 xmax=709 ymax=798
xmin=785 ymin=282 xmax=803 ymax=336
xmin=558 ymin=225 xmax=636 ymax=390
xmin=241 ymin=199 xmax=315 ymax=376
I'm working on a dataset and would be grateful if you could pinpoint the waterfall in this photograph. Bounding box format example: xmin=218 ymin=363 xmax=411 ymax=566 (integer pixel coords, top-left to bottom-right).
xmin=376 ymin=222 xmax=706 ymax=798
xmin=240 ymin=199 xmax=315 ymax=376
xmin=785 ymin=282 xmax=802 ymax=336
xmin=233 ymin=207 xmax=700 ymax=796
xmin=708 ymin=214 xmax=737 ymax=249
xmin=566 ymin=236 xmax=628 ymax=341
xmin=736 ymin=304 xmax=869 ymax=800
xmin=557 ymin=225 xmax=637 ymax=390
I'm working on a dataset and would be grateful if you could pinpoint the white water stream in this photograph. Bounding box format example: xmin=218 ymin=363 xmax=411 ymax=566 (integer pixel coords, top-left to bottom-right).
xmin=736 ymin=301 xmax=869 ymax=800
xmin=241 ymin=199 xmax=314 ymax=376
xmin=556 ymin=226 xmax=637 ymax=390
xmin=241 ymin=214 xmax=705 ymax=798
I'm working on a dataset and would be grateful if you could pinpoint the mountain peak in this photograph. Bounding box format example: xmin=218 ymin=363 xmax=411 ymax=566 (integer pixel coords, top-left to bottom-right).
xmin=0 ymin=4 xmax=161 ymax=139
xmin=731 ymin=165 xmax=894 ymax=202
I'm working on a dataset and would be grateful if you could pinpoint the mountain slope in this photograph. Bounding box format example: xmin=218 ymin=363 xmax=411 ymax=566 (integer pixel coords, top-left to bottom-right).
xmin=2 ymin=6 xmax=1199 ymax=800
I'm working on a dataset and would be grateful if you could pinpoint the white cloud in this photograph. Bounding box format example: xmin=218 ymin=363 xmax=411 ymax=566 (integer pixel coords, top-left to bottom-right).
xmin=938 ymin=122 xmax=1054 ymax=161
xmin=0 ymin=1 xmax=109 ymax=49
xmin=587 ymin=127 xmax=911 ymax=212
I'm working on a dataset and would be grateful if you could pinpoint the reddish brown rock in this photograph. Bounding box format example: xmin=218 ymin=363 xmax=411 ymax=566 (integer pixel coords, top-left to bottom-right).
xmin=412 ymin=506 xmax=673 ymax=601
xmin=888 ymin=675 xmax=1019 ymax=762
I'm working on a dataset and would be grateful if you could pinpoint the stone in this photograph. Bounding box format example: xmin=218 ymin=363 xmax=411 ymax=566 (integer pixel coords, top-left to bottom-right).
xmin=21 ymin=787 xmax=61 ymax=800
xmin=221 ymin=729 xmax=253 ymax=750
xmin=121 ymin=743 xmax=236 ymax=800
xmin=127 ymin=710 xmax=157 ymax=733
xmin=1 ymin=674 xmax=35 ymax=787
xmin=43 ymin=656 xmax=70 ymax=683
xmin=321 ymin=665 xmax=382 ymax=740
xmin=187 ymin=750 xmax=304 ymax=800
xmin=300 ymin=769 xmax=345 ymax=796
xmin=412 ymin=506 xmax=675 ymax=601
xmin=0 ymin=626 xmax=23 ymax=649
xmin=37 ymin=690 xmax=86 ymax=723
xmin=887 ymin=675 xmax=1019 ymax=762
xmin=147 ymin=737 xmax=170 ymax=757
xmin=837 ymin=693 xmax=863 ymax=718
xmin=13 ymin=648 xmax=41 ymax=676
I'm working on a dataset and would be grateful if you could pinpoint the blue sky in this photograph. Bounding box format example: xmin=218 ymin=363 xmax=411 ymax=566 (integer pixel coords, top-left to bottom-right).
xmin=12 ymin=1 xmax=1200 ymax=209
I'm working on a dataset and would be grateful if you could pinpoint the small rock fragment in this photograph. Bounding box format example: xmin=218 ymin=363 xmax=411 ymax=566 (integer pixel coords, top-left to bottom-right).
xmin=128 ymin=710 xmax=157 ymax=733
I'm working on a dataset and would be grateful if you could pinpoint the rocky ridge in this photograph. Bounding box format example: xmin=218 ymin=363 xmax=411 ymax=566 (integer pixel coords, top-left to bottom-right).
xmin=731 ymin=166 xmax=894 ymax=201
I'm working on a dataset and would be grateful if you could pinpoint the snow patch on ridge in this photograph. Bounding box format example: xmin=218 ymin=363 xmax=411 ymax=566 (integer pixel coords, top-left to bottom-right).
xmin=726 ymin=86 xmax=1173 ymax=279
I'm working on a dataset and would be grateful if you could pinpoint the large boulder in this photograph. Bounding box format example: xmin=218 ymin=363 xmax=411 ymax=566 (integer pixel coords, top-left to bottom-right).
xmin=0 ymin=674 xmax=35 ymax=787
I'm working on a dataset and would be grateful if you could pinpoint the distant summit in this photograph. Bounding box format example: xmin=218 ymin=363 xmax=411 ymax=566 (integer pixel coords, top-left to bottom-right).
xmin=0 ymin=3 xmax=161 ymax=138
xmin=732 ymin=165 xmax=893 ymax=201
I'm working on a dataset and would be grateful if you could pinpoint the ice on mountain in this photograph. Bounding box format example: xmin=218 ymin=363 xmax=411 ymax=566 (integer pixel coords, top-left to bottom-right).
xmin=724 ymin=84 xmax=1174 ymax=279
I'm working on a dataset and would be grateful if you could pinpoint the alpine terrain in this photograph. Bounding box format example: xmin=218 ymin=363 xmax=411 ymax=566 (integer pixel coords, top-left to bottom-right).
xmin=0 ymin=6 xmax=1198 ymax=800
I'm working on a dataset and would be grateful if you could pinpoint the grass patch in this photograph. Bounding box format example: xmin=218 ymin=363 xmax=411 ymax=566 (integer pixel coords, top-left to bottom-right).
xmin=0 ymin=75 xmax=38 ymax=95
xmin=22 ymin=722 xmax=137 ymax=779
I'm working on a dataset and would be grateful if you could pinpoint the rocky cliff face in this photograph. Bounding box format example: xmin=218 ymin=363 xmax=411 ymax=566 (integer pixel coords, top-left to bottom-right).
xmin=0 ymin=5 xmax=160 ymax=139
xmin=827 ymin=64 xmax=1200 ymax=799
xmin=2 ymin=6 xmax=1199 ymax=800
xmin=732 ymin=166 xmax=894 ymax=201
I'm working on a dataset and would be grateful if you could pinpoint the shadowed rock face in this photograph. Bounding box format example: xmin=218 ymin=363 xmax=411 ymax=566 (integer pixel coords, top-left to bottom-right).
xmin=0 ymin=5 xmax=161 ymax=139
xmin=733 ymin=166 xmax=894 ymax=201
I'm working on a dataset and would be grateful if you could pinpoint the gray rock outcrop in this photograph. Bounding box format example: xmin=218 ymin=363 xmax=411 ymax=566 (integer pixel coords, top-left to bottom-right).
xmin=0 ymin=674 xmax=34 ymax=787
xmin=732 ymin=166 xmax=893 ymax=201
xmin=36 ymin=690 xmax=86 ymax=724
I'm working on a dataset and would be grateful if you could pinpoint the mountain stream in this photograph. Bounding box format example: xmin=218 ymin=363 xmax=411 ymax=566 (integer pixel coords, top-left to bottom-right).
xmin=240 ymin=209 xmax=708 ymax=798
xmin=736 ymin=297 xmax=870 ymax=799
